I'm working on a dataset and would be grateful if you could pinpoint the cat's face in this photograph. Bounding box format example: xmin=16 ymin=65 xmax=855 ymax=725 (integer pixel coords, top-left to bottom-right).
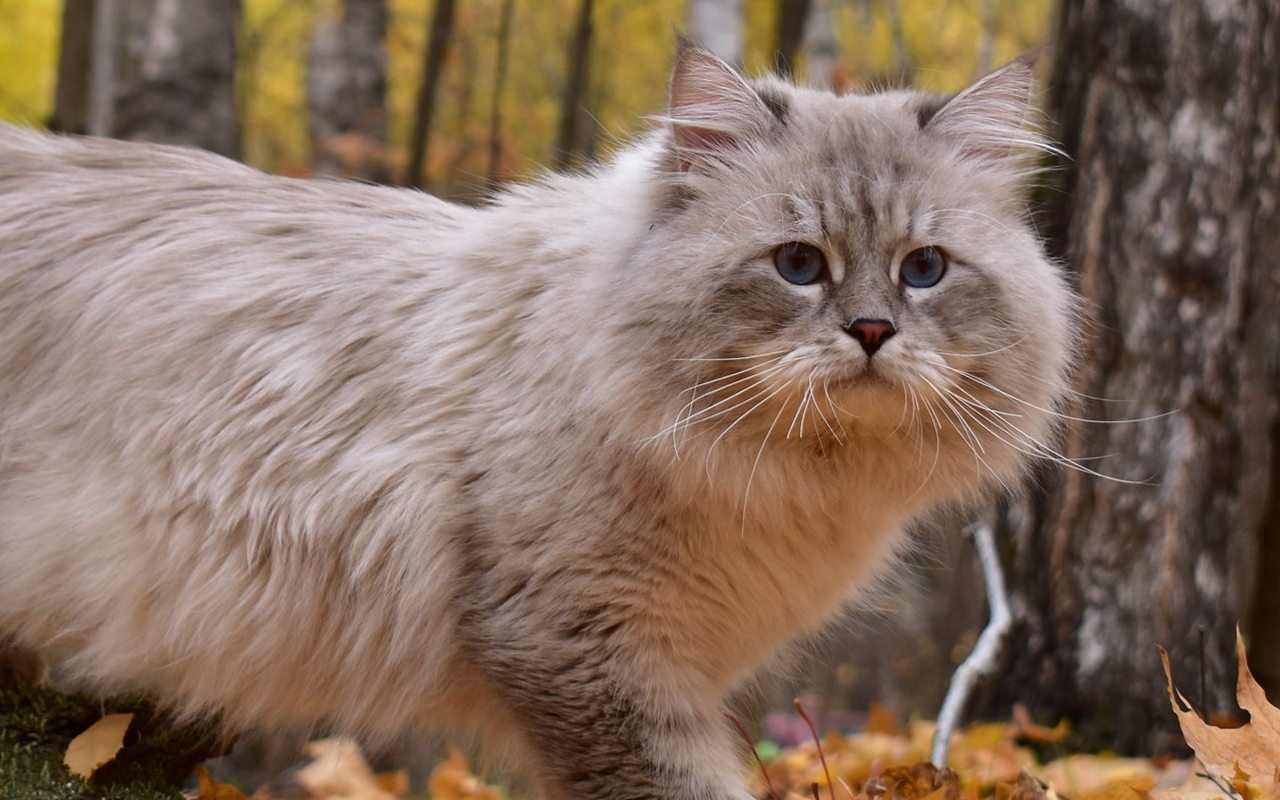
xmin=626 ymin=46 xmax=1078 ymax=494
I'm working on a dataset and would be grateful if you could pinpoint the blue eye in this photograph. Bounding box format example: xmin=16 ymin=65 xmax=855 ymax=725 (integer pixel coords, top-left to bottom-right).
xmin=773 ymin=242 xmax=827 ymax=285
xmin=900 ymin=246 xmax=947 ymax=288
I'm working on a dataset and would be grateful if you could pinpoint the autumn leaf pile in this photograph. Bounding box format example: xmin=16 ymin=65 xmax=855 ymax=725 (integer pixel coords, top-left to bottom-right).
xmin=50 ymin=640 xmax=1279 ymax=800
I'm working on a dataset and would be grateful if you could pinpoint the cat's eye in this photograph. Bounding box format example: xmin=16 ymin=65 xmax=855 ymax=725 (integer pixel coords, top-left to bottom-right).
xmin=773 ymin=242 xmax=828 ymax=285
xmin=899 ymin=246 xmax=947 ymax=288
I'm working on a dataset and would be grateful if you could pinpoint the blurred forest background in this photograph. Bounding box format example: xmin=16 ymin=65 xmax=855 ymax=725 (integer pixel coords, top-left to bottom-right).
xmin=0 ymin=0 xmax=1277 ymax=784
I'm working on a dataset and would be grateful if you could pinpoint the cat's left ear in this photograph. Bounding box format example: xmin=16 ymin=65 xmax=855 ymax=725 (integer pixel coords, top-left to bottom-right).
xmin=923 ymin=55 xmax=1043 ymax=165
xmin=667 ymin=41 xmax=778 ymax=173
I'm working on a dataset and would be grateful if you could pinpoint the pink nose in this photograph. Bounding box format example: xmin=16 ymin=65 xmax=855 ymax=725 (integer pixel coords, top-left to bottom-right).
xmin=844 ymin=318 xmax=896 ymax=357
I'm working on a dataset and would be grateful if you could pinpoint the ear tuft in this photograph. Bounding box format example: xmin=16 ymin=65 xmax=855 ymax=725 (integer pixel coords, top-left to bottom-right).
xmin=925 ymin=56 xmax=1058 ymax=165
xmin=667 ymin=42 xmax=775 ymax=173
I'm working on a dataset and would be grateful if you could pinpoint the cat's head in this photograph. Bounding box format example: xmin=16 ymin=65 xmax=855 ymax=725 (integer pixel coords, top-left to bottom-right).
xmin=623 ymin=42 xmax=1080 ymax=500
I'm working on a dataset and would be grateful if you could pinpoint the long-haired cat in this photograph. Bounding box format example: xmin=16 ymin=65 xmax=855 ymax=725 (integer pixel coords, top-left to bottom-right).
xmin=0 ymin=42 xmax=1076 ymax=799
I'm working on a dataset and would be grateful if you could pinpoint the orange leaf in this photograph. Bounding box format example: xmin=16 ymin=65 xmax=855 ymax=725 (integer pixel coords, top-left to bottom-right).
xmin=427 ymin=748 xmax=502 ymax=800
xmin=195 ymin=765 xmax=249 ymax=800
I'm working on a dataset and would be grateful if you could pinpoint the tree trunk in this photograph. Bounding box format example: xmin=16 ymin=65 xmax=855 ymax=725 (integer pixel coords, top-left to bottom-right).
xmin=105 ymin=0 xmax=241 ymax=157
xmin=801 ymin=0 xmax=837 ymax=90
xmin=486 ymin=0 xmax=516 ymax=191
xmin=688 ymin=0 xmax=743 ymax=68
xmin=553 ymin=0 xmax=594 ymax=172
xmin=406 ymin=0 xmax=456 ymax=189
xmin=307 ymin=0 xmax=388 ymax=181
xmin=774 ymin=0 xmax=812 ymax=78
xmin=981 ymin=0 xmax=1280 ymax=755
xmin=50 ymin=0 xmax=96 ymax=134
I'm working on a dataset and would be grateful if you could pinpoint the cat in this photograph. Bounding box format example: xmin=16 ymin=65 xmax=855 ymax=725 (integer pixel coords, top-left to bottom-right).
xmin=0 ymin=41 xmax=1077 ymax=800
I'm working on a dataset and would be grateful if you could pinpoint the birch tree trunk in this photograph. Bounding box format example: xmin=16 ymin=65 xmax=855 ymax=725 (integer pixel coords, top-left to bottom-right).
xmin=106 ymin=0 xmax=241 ymax=157
xmin=982 ymin=0 xmax=1280 ymax=754
xmin=688 ymin=0 xmax=743 ymax=67
xmin=802 ymin=0 xmax=837 ymax=90
xmin=307 ymin=0 xmax=388 ymax=181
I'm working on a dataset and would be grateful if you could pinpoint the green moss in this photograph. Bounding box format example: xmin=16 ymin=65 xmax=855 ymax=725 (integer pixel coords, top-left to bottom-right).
xmin=0 ymin=684 xmax=230 ymax=800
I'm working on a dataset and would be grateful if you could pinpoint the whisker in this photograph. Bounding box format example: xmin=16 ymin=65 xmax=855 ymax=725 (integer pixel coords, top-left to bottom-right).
xmin=932 ymin=361 xmax=1177 ymax=425
xmin=741 ymin=395 xmax=793 ymax=537
xmin=704 ymin=382 xmax=789 ymax=484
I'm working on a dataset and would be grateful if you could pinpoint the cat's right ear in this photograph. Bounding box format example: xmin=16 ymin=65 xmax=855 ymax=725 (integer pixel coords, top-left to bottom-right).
xmin=667 ymin=39 xmax=775 ymax=173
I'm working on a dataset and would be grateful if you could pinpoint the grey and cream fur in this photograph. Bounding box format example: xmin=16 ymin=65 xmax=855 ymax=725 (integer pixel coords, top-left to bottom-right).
xmin=0 ymin=44 xmax=1077 ymax=799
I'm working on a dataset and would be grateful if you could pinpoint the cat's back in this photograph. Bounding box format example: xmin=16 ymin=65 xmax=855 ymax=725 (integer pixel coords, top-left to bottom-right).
xmin=0 ymin=124 xmax=499 ymax=553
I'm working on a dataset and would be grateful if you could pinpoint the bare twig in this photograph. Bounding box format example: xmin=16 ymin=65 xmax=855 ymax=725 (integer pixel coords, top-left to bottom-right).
xmin=794 ymin=699 xmax=835 ymax=800
xmin=726 ymin=712 xmax=780 ymax=800
xmin=930 ymin=520 xmax=1012 ymax=768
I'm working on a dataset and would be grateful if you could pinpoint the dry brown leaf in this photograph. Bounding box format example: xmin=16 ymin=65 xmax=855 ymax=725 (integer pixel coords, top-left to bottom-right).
xmin=63 ymin=712 xmax=134 ymax=780
xmin=1076 ymin=777 xmax=1155 ymax=800
xmin=427 ymin=748 xmax=501 ymax=800
xmin=295 ymin=737 xmax=401 ymax=800
xmin=1012 ymin=705 xmax=1070 ymax=745
xmin=194 ymin=765 xmax=250 ymax=800
xmin=1034 ymin=755 xmax=1160 ymax=797
xmin=867 ymin=763 xmax=960 ymax=800
xmin=1160 ymin=630 xmax=1280 ymax=790
xmin=994 ymin=771 xmax=1052 ymax=800
xmin=949 ymin=724 xmax=1036 ymax=787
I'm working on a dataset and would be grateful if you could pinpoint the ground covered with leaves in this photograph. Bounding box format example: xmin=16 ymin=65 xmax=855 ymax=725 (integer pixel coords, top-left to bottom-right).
xmin=5 ymin=638 xmax=1276 ymax=800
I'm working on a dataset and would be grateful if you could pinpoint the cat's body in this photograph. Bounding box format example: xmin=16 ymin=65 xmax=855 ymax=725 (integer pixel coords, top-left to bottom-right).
xmin=0 ymin=46 xmax=1076 ymax=799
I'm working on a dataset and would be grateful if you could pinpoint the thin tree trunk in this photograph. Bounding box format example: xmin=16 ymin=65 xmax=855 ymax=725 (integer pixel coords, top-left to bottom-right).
xmin=553 ymin=0 xmax=593 ymax=172
xmin=774 ymin=0 xmax=812 ymax=78
xmin=974 ymin=0 xmax=995 ymax=77
xmin=406 ymin=0 xmax=456 ymax=189
xmin=50 ymin=0 xmax=96 ymax=134
xmin=486 ymin=0 xmax=516 ymax=191
xmin=802 ymin=0 xmax=836 ymax=90
xmin=87 ymin=0 xmax=120 ymax=137
xmin=108 ymin=0 xmax=242 ymax=157
xmin=885 ymin=0 xmax=910 ymax=81
xmin=688 ymin=0 xmax=743 ymax=68
xmin=980 ymin=0 xmax=1280 ymax=754
xmin=307 ymin=0 xmax=388 ymax=181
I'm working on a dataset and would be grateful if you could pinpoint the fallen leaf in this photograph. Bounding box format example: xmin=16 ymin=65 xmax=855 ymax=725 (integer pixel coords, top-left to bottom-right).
xmin=63 ymin=712 xmax=134 ymax=780
xmin=866 ymin=763 xmax=960 ymax=800
xmin=195 ymin=765 xmax=249 ymax=800
xmin=296 ymin=737 xmax=401 ymax=800
xmin=1160 ymin=630 xmax=1280 ymax=790
xmin=1012 ymin=705 xmax=1070 ymax=745
xmin=1033 ymin=755 xmax=1160 ymax=797
xmin=994 ymin=771 xmax=1051 ymax=800
xmin=866 ymin=704 xmax=902 ymax=736
xmin=427 ymin=748 xmax=502 ymax=800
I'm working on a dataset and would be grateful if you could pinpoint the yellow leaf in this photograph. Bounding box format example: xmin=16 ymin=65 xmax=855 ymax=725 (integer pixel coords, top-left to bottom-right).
xmin=1160 ymin=630 xmax=1280 ymax=791
xmin=195 ymin=765 xmax=249 ymax=800
xmin=63 ymin=712 xmax=134 ymax=780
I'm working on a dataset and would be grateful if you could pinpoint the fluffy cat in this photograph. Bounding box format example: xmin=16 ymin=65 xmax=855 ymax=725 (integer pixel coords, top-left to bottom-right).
xmin=0 ymin=42 xmax=1076 ymax=799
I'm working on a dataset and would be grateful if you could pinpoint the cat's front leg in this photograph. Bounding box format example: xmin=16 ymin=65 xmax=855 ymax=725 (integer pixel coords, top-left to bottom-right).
xmin=467 ymin=618 xmax=752 ymax=800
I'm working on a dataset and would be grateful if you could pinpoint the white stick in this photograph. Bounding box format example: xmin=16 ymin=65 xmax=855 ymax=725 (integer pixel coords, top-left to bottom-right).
xmin=929 ymin=520 xmax=1013 ymax=768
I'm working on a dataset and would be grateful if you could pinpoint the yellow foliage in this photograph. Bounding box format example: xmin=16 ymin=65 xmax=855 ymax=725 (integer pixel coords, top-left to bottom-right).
xmin=0 ymin=0 xmax=1052 ymax=185
xmin=0 ymin=0 xmax=61 ymax=125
